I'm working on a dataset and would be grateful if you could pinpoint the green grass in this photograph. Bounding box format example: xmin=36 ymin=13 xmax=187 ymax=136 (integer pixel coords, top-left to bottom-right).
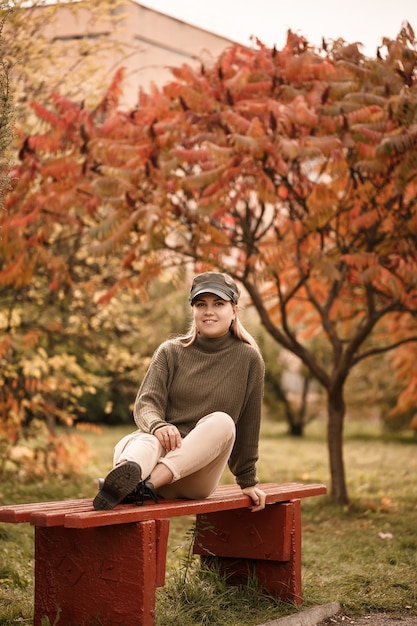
xmin=0 ymin=418 xmax=416 ymax=625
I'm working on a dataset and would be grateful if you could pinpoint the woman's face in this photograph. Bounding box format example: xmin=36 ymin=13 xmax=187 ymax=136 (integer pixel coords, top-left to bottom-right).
xmin=193 ymin=293 xmax=236 ymax=338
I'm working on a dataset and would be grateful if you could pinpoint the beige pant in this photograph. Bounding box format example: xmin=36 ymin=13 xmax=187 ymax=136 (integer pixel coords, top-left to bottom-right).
xmin=113 ymin=411 xmax=236 ymax=500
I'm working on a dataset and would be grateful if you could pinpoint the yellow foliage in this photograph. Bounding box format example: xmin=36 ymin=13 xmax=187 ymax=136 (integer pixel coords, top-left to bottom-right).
xmin=91 ymin=176 xmax=133 ymax=199
xmin=0 ymin=253 xmax=27 ymax=287
xmin=277 ymin=137 xmax=300 ymax=161
xmin=302 ymin=135 xmax=343 ymax=156
xmin=233 ymin=134 xmax=268 ymax=157
xmin=292 ymin=96 xmax=318 ymax=127
xmin=180 ymin=166 xmax=226 ymax=191
xmin=202 ymin=142 xmax=234 ymax=163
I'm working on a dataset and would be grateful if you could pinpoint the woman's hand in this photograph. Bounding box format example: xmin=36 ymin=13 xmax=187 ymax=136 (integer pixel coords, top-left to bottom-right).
xmin=241 ymin=485 xmax=267 ymax=512
xmin=155 ymin=425 xmax=182 ymax=451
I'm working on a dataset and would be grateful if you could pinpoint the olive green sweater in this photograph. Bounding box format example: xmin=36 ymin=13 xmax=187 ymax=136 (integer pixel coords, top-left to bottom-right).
xmin=133 ymin=332 xmax=265 ymax=489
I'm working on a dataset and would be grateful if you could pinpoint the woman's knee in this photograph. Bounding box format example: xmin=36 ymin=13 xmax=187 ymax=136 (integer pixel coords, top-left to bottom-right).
xmin=113 ymin=431 xmax=163 ymax=467
xmin=207 ymin=411 xmax=236 ymax=440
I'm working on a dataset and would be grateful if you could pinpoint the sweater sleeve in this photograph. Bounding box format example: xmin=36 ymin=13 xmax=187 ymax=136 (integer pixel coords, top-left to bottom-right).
xmin=132 ymin=343 xmax=172 ymax=434
xmin=228 ymin=350 xmax=265 ymax=489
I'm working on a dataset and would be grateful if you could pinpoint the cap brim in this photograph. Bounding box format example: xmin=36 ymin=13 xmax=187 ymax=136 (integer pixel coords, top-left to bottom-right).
xmin=190 ymin=287 xmax=233 ymax=303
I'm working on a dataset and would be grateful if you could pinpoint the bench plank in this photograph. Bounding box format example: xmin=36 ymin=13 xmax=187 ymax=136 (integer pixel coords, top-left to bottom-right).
xmin=35 ymin=482 xmax=326 ymax=528
xmin=0 ymin=498 xmax=91 ymax=523
xmin=0 ymin=482 xmax=325 ymax=528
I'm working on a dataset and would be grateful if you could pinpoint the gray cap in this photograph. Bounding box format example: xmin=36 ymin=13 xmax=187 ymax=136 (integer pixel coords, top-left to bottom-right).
xmin=189 ymin=272 xmax=241 ymax=305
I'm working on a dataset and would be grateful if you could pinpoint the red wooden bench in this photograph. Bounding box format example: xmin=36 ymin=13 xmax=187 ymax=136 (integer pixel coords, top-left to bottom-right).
xmin=0 ymin=481 xmax=326 ymax=626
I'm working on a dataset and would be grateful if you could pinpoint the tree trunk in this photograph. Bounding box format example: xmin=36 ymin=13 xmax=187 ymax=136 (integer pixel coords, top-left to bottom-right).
xmin=289 ymin=423 xmax=303 ymax=437
xmin=265 ymin=371 xmax=304 ymax=436
xmin=327 ymin=388 xmax=349 ymax=505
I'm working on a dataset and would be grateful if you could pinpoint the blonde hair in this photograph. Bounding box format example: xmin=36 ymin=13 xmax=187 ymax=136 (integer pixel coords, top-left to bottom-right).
xmin=179 ymin=308 xmax=260 ymax=351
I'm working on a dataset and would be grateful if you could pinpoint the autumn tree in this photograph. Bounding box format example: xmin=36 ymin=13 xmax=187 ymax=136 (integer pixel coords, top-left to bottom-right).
xmin=3 ymin=24 xmax=417 ymax=502
xmin=0 ymin=0 xmax=149 ymax=473
xmin=0 ymin=73 xmax=146 ymax=471
xmin=153 ymin=26 xmax=417 ymax=505
xmin=93 ymin=24 xmax=417 ymax=504
xmin=0 ymin=64 xmax=197 ymax=475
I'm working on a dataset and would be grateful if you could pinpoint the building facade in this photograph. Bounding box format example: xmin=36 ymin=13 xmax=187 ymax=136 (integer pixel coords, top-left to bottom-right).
xmin=42 ymin=1 xmax=235 ymax=106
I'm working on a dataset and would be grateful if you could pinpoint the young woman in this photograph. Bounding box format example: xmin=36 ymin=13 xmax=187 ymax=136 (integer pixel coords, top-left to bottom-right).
xmin=93 ymin=271 xmax=266 ymax=512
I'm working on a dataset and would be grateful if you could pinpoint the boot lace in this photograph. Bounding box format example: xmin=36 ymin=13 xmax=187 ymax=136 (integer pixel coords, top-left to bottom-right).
xmin=122 ymin=477 xmax=159 ymax=506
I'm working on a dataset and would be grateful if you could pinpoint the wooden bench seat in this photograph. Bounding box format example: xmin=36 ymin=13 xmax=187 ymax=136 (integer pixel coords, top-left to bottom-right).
xmin=0 ymin=482 xmax=326 ymax=626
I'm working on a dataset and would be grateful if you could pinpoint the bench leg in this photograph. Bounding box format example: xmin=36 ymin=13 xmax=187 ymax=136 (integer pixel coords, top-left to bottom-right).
xmin=34 ymin=519 xmax=170 ymax=626
xmin=193 ymin=500 xmax=302 ymax=604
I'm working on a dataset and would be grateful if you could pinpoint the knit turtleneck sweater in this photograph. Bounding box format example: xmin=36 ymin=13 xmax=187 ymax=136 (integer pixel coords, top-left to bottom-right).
xmin=133 ymin=332 xmax=265 ymax=488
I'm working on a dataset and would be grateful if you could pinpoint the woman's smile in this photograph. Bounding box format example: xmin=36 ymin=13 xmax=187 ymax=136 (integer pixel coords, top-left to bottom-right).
xmin=193 ymin=294 xmax=236 ymax=338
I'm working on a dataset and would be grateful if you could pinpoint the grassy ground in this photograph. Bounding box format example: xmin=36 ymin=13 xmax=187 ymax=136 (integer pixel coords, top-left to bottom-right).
xmin=0 ymin=418 xmax=416 ymax=625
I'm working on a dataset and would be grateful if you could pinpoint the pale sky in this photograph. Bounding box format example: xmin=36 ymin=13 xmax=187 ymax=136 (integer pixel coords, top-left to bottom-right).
xmin=139 ymin=0 xmax=417 ymax=56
